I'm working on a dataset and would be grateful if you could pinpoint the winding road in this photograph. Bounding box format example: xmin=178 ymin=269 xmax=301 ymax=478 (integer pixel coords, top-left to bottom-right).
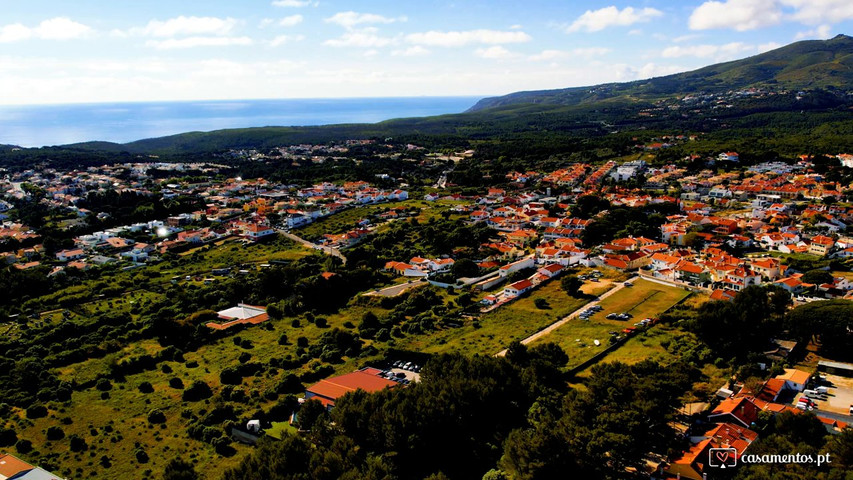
xmin=279 ymin=230 xmax=347 ymax=264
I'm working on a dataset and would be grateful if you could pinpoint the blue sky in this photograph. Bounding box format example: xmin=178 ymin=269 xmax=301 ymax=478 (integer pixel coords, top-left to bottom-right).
xmin=1 ymin=0 xmax=851 ymax=105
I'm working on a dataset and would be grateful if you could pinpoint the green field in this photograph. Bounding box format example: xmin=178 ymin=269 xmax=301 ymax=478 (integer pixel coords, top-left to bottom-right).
xmin=395 ymin=279 xmax=613 ymax=356
xmin=531 ymin=279 xmax=691 ymax=368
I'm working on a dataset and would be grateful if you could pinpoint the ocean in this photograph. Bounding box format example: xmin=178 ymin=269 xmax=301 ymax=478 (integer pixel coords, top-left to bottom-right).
xmin=0 ymin=96 xmax=482 ymax=148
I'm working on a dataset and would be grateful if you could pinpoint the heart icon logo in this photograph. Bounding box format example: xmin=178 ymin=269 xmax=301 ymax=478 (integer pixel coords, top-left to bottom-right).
xmin=716 ymin=451 xmax=730 ymax=463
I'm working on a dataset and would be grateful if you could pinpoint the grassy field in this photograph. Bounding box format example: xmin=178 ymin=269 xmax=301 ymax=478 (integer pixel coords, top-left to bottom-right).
xmin=293 ymin=199 xmax=461 ymax=241
xmin=531 ymin=279 xmax=691 ymax=368
xmin=394 ymin=279 xmax=613 ymax=356
xmin=5 ymin=237 xmax=386 ymax=480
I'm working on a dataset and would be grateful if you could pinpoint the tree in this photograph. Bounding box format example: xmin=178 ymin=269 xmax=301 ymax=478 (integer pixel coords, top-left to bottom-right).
xmin=0 ymin=427 xmax=17 ymax=447
xmin=46 ymin=426 xmax=65 ymax=441
xmin=801 ymin=269 xmax=833 ymax=286
xmin=138 ymin=381 xmax=154 ymax=393
xmin=452 ymin=258 xmax=480 ymax=278
xmin=560 ymin=276 xmax=583 ymax=297
xmin=182 ymin=381 xmax=213 ymax=402
xmin=533 ymin=298 xmax=549 ymax=309
xmin=296 ymin=399 xmax=328 ymax=431
xmin=148 ymin=409 xmax=166 ymax=424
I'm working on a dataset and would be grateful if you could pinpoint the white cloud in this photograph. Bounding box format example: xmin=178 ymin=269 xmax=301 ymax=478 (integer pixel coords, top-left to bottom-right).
xmin=324 ymin=28 xmax=397 ymax=47
xmin=566 ymin=6 xmax=663 ymax=33
xmin=0 ymin=23 xmax=32 ymax=43
xmin=134 ymin=16 xmax=237 ymax=37
xmin=0 ymin=17 xmax=92 ymax=43
xmin=146 ymin=36 xmax=253 ymax=50
xmin=277 ymin=15 xmax=304 ymax=27
xmin=392 ymin=45 xmax=430 ymax=56
xmin=783 ymin=0 xmax=853 ymax=25
xmin=689 ymin=0 xmax=781 ymax=31
xmin=661 ymin=42 xmax=756 ymax=59
xmin=529 ymin=47 xmax=611 ymax=61
xmin=404 ymin=29 xmax=531 ymax=47
xmin=271 ymin=0 xmax=317 ymax=7
xmin=794 ymin=24 xmax=833 ymax=40
xmin=269 ymin=34 xmax=305 ymax=46
xmin=474 ymin=46 xmax=515 ymax=59
xmin=33 ymin=17 xmax=93 ymax=40
xmin=325 ymin=12 xmax=406 ymax=29
xmin=509 ymin=24 xmax=523 ymax=30
xmin=635 ymin=63 xmax=687 ymax=79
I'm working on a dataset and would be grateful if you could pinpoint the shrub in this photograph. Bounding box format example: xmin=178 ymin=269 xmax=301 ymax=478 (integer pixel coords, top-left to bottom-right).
xmin=138 ymin=382 xmax=154 ymax=393
xmin=25 ymin=405 xmax=47 ymax=419
xmin=0 ymin=427 xmax=17 ymax=447
xmin=15 ymin=439 xmax=33 ymax=454
xmin=147 ymin=409 xmax=166 ymax=424
xmin=297 ymin=336 xmax=309 ymax=348
xmin=46 ymin=426 xmax=65 ymax=441
xmin=169 ymin=377 xmax=185 ymax=389
xmin=182 ymin=381 xmax=213 ymax=402
xmin=69 ymin=434 xmax=87 ymax=452
xmin=277 ymin=333 xmax=288 ymax=345
xmin=135 ymin=448 xmax=149 ymax=463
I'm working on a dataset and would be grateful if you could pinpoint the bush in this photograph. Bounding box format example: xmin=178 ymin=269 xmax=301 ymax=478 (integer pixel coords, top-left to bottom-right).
xmin=15 ymin=439 xmax=33 ymax=454
xmin=135 ymin=448 xmax=150 ymax=463
xmin=147 ymin=409 xmax=166 ymax=424
xmin=26 ymin=405 xmax=47 ymax=419
xmin=238 ymin=352 xmax=252 ymax=363
xmin=0 ymin=427 xmax=17 ymax=447
xmin=182 ymin=381 xmax=213 ymax=402
xmin=297 ymin=336 xmax=309 ymax=347
xmin=169 ymin=377 xmax=185 ymax=389
xmin=46 ymin=426 xmax=65 ymax=441
xmin=138 ymin=381 xmax=154 ymax=393
xmin=277 ymin=333 xmax=288 ymax=345
xmin=534 ymin=298 xmax=549 ymax=309
xmin=315 ymin=317 xmax=328 ymax=328
xmin=220 ymin=367 xmax=242 ymax=385
xmin=69 ymin=434 xmax=87 ymax=452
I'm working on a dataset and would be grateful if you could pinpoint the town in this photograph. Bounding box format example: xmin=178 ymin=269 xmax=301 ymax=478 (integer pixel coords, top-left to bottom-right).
xmin=2 ymin=141 xmax=853 ymax=480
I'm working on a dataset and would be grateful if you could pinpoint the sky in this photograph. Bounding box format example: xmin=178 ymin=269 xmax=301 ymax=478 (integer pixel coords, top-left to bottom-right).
xmin=1 ymin=0 xmax=852 ymax=105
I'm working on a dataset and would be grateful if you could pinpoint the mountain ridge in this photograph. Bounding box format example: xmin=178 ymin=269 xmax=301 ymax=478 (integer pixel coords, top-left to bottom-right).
xmin=468 ymin=34 xmax=853 ymax=112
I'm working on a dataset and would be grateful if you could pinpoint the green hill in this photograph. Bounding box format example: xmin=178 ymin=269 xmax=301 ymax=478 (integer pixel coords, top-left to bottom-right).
xmin=468 ymin=34 xmax=853 ymax=111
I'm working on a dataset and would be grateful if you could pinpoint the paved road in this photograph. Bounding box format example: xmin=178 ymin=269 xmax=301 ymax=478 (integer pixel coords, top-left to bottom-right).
xmin=364 ymin=279 xmax=427 ymax=297
xmin=814 ymin=409 xmax=853 ymax=424
xmin=495 ymin=282 xmax=627 ymax=357
xmin=279 ymin=230 xmax=347 ymax=264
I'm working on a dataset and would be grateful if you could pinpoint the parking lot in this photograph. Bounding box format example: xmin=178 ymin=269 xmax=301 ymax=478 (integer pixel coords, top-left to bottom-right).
xmin=804 ymin=374 xmax=853 ymax=416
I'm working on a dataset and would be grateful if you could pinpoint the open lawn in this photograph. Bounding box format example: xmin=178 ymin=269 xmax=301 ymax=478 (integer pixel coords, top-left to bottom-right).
xmin=531 ymin=279 xmax=690 ymax=369
xmin=394 ymin=279 xmax=612 ymax=356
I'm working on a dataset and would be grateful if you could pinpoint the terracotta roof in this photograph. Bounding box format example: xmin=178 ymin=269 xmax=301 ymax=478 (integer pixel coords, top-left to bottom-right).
xmin=0 ymin=453 xmax=34 ymax=479
xmin=307 ymin=369 xmax=398 ymax=402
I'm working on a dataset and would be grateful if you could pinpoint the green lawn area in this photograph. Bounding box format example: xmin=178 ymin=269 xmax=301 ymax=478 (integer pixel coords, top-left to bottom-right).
xmin=266 ymin=421 xmax=297 ymax=440
xmin=395 ymin=279 xmax=613 ymax=356
xmin=531 ymin=279 xmax=691 ymax=369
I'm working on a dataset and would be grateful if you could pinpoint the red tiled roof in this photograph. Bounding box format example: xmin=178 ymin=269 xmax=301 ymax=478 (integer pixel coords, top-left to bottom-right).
xmin=307 ymin=369 xmax=398 ymax=402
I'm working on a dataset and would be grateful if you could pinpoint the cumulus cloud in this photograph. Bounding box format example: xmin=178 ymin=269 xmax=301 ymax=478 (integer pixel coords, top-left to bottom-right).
xmin=566 ymin=6 xmax=663 ymax=33
xmin=269 ymin=34 xmax=305 ymax=46
xmin=689 ymin=0 xmax=782 ymax=31
xmin=783 ymin=0 xmax=853 ymax=25
xmin=133 ymin=16 xmax=237 ymax=37
xmin=323 ymin=27 xmax=397 ymax=47
xmin=529 ymin=47 xmax=611 ymax=61
xmin=474 ymin=46 xmax=515 ymax=59
xmin=405 ymin=29 xmax=531 ymax=47
xmin=392 ymin=45 xmax=430 ymax=57
xmin=0 ymin=17 xmax=92 ymax=43
xmin=277 ymin=15 xmax=304 ymax=27
xmin=146 ymin=36 xmax=253 ymax=50
xmin=661 ymin=42 xmax=759 ymax=60
xmin=271 ymin=0 xmax=317 ymax=7
xmin=794 ymin=24 xmax=833 ymax=40
xmin=325 ymin=12 xmax=406 ymax=29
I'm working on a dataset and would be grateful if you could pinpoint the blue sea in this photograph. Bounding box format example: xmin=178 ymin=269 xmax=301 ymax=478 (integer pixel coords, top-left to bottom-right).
xmin=0 ymin=96 xmax=482 ymax=148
